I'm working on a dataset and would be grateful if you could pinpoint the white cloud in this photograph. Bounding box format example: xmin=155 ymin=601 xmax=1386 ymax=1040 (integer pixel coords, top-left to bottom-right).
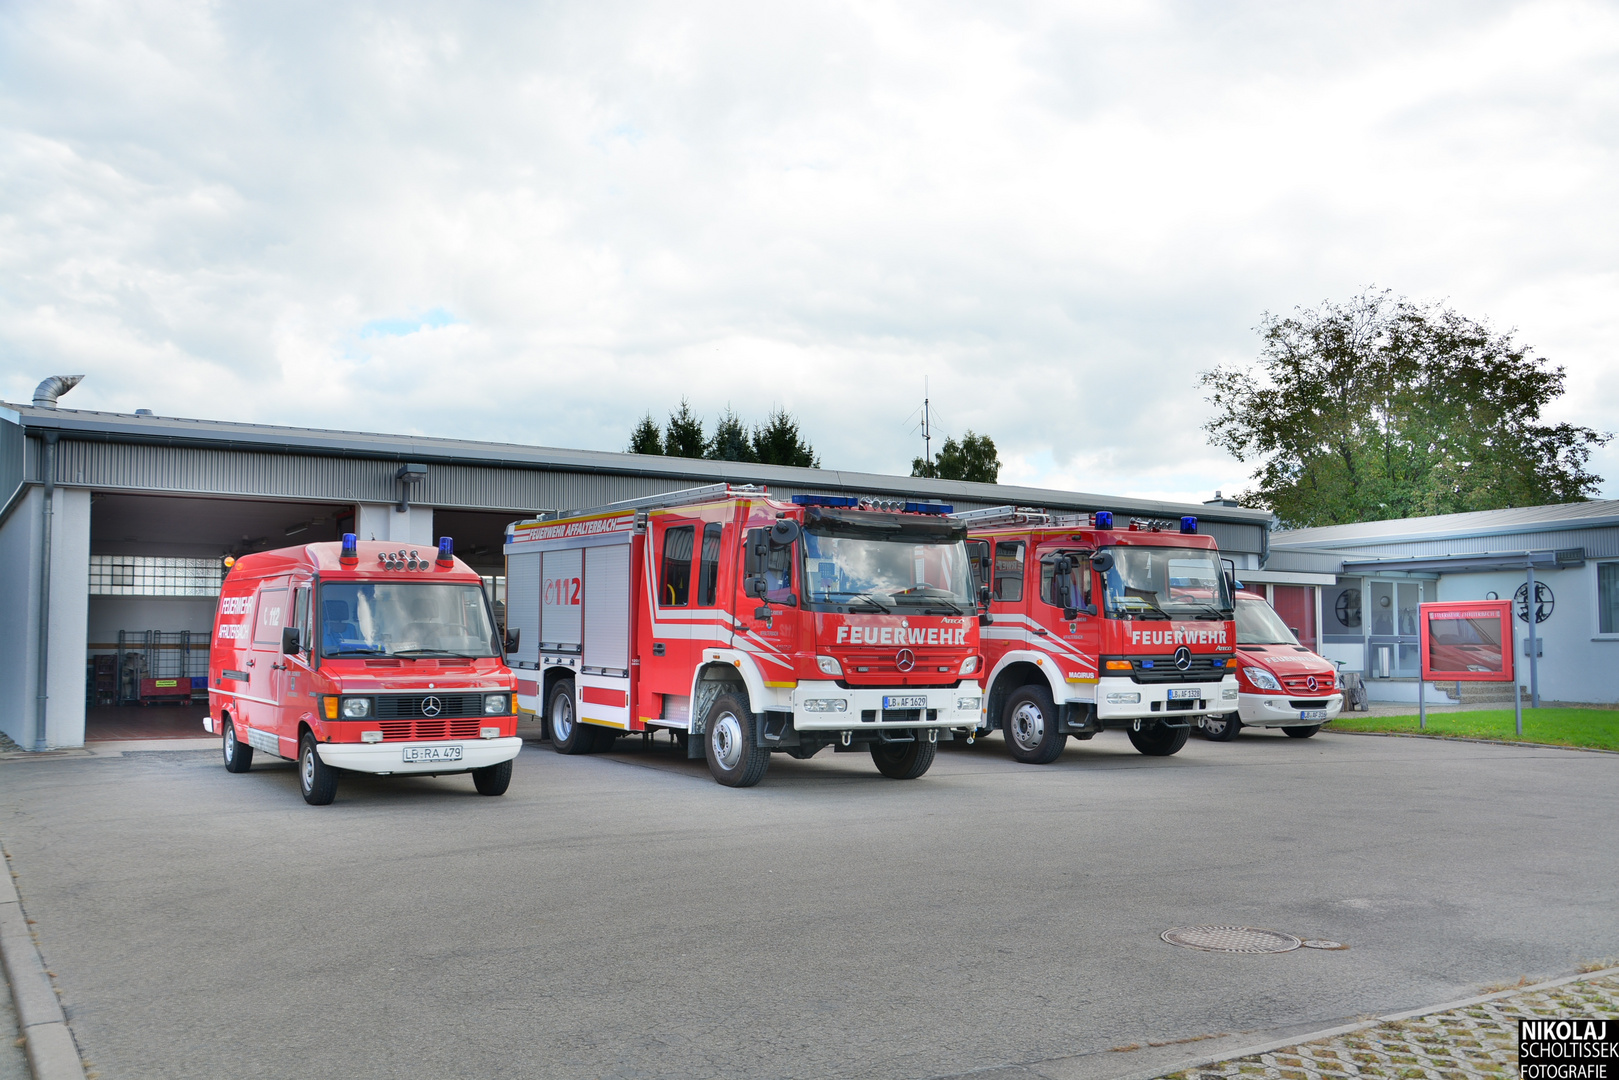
xmin=1 ymin=0 xmax=1615 ymax=500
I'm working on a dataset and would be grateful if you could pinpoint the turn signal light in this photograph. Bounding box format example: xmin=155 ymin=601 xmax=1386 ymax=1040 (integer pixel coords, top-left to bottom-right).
xmin=323 ymin=696 xmax=339 ymax=719
xmin=1105 ymin=660 xmax=1132 ymax=670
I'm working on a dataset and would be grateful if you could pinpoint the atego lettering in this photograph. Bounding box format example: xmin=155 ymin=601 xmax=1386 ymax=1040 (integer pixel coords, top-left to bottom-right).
xmin=836 ymin=626 xmax=967 ymax=646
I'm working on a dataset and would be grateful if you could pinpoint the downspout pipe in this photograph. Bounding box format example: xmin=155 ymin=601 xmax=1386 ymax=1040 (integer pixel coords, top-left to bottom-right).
xmin=34 ymin=431 xmax=58 ymax=751
xmin=32 ymin=375 xmax=85 ymax=409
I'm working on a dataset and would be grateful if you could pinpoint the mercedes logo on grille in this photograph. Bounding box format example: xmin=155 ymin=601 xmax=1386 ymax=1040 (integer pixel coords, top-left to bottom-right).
xmin=1306 ymin=675 xmax=1318 ymax=692
xmin=895 ymin=649 xmax=915 ymax=672
xmin=420 ymin=695 xmax=443 ymax=717
xmin=1173 ymin=646 xmax=1193 ymax=671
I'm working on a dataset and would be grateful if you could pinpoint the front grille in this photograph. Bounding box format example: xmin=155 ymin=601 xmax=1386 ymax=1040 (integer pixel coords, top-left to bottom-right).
xmin=840 ymin=648 xmax=960 ymax=685
xmin=1280 ymin=674 xmax=1333 ymax=694
xmin=374 ymin=694 xmax=482 ymax=719
xmin=377 ymin=718 xmax=484 ymax=741
xmin=1107 ymin=656 xmax=1228 ymax=684
xmin=1288 ymin=699 xmax=1330 ymax=710
xmin=858 ymin=709 xmax=938 ymax=724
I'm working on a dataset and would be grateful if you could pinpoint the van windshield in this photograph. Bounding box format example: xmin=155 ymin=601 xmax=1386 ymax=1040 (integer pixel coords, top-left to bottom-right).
xmin=1235 ymin=597 xmax=1299 ymax=645
xmin=319 ymin=583 xmax=499 ymax=658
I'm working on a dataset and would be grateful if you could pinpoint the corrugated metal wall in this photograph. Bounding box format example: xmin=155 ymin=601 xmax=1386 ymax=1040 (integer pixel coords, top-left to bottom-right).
xmin=0 ymin=410 xmax=23 ymax=520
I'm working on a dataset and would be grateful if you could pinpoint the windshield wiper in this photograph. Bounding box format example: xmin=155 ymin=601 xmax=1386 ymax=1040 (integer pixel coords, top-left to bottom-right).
xmin=327 ymin=647 xmax=387 ymax=656
xmin=1111 ymin=606 xmax=1171 ymax=620
xmin=392 ymin=649 xmax=484 ymax=658
xmin=920 ymin=601 xmax=968 ymax=615
xmin=1174 ymin=603 xmax=1230 ymax=621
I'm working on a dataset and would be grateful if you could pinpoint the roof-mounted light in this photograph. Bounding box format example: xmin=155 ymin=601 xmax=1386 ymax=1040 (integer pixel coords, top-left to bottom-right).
xmin=1181 ymin=516 xmax=1198 ymax=534
xmin=340 ymin=533 xmax=358 ymax=566
xmin=437 ymin=536 xmax=454 ymax=568
xmin=791 ymin=494 xmax=859 ymax=508
xmin=903 ymin=501 xmax=954 ymax=515
xmin=1093 ymin=511 xmax=1114 ymax=530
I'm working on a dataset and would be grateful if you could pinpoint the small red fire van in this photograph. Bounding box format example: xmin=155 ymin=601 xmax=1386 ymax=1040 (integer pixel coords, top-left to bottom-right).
xmin=1201 ymin=590 xmax=1343 ymax=741
xmin=205 ymin=534 xmax=522 ymax=804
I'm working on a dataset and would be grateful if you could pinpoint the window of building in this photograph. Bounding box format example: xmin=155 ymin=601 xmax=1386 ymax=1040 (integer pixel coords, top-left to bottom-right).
xmin=88 ymin=555 xmax=225 ymax=596
xmin=1599 ymin=562 xmax=1619 ymax=635
xmin=660 ymin=525 xmax=694 ymax=607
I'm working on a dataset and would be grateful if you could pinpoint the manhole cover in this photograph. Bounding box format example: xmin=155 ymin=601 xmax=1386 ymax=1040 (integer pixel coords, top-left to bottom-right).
xmin=1301 ymin=939 xmax=1349 ymax=950
xmin=1162 ymin=926 xmax=1302 ymax=953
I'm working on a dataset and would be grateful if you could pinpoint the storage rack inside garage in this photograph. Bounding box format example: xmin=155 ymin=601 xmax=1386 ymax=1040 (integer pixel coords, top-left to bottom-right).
xmin=115 ymin=630 xmax=206 ymax=705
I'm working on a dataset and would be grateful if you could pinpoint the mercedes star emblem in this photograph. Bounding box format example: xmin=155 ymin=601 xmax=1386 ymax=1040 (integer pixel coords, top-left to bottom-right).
xmin=421 ymin=695 xmax=443 ymax=717
xmin=895 ymin=649 xmax=915 ymax=672
xmin=1173 ymin=646 xmax=1193 ymax=671
xmin=1306 ymin=675 xmax=1318 ymax=692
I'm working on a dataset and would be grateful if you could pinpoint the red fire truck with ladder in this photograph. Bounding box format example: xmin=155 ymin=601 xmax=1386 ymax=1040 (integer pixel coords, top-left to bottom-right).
xmin=503 ymin=484 xmax=986 ymax=787
xmin=955 ymin=506 xmax=1239 ymax=763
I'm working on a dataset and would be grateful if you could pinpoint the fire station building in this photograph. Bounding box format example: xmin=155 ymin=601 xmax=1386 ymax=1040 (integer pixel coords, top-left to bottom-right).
xmin=1 ymin=381 xmax=1275 ymax=751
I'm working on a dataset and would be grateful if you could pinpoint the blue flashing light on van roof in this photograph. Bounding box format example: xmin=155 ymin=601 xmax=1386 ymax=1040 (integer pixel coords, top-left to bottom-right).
xmin=340 ymin=532 xmax=358 ymax=566
xmin=791 ymin=494 xmax=859 ymax=508
xmin=437 ymin=536 xmax=454 ymax=567
xmin=1181 ymin=516 xmax=1198 ymax=534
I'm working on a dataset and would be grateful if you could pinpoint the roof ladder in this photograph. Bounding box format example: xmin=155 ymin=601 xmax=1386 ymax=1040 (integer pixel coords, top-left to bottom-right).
xmin=535 ymin=483 xmax=764 ymax=522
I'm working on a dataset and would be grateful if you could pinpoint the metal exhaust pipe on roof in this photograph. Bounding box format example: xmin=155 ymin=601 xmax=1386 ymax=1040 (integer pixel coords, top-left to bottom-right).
xmin=32 ymin=375 xmax=85 ymax=409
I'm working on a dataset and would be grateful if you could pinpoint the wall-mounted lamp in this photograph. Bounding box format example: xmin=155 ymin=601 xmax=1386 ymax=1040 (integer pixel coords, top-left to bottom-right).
xmin=395 ymin=463 xmax=427 ymax=513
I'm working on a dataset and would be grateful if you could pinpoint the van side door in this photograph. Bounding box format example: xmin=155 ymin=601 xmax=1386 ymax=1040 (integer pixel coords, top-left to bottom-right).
xmin=247 ymin=577 xmax=291 ymax=754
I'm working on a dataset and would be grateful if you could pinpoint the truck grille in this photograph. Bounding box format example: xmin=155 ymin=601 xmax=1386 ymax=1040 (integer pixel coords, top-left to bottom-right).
xmin=1108 ymin=656 xmax=1229 ymax=684
xmin=374 ymin=694 xmax=482 ymax=719
xmin=839 ymin=648 xmax=960 ymax=687
xmin=376 ymin=718 xmax=484 ymax=741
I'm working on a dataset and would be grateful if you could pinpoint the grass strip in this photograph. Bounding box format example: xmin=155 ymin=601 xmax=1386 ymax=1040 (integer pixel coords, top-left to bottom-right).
xmin=1331 ymin=707 xmax=1619 ymax=751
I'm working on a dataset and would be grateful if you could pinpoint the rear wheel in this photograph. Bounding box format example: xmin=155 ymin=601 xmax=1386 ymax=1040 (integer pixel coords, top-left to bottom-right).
xmin=870 ymin=737 xmax=936 ymax=779
xmin=1284 ymin=724 xmax=1322 ymax=739
xmin=703 ymin=692 xmax=770 ymax=788
xmin=472 ymin=759 xmax=513 ymax=796
xmin=1202 ymin=713 xmax=1240 ymax=742
xmin=222 ymin=715 xmax=253 ymax=773
xmin=1127 ymin=721 xmax=1190 ymax=757
xmin=299 ymin=732 xmax=338 ymax=805
xmin=1002 ymin=685 xmax=1067 ymax=764
xmin=548 ymin=681 xmax=594 ymax=755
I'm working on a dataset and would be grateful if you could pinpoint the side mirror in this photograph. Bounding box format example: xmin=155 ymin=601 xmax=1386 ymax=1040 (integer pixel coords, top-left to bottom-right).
xmin=504 ymin=627 xmax=521 ymax=654
xmin=1091 ymin=551 xmax=1115 ymax=574
xmin=281 ymin=626 xmax=301 ymax=654
xmin=978 ymin=584 xmax=991 ymax=609
xmin=743 ymin=573 xmax=768 ymax=598
xmin=1063 ymin=607 xmax=1078 ymax=620
xmin=769 ymin=519 xmax=801 ymax=547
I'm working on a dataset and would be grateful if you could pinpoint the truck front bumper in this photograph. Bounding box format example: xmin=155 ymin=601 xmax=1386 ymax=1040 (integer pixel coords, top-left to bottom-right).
xmin=1094 ymin=676 xmax=1239 ymax=724
xmin=1235 ymin=691 xmax=1343 ymax=727
xmin=789 ymin=682 xmax=985 ymax=731
xmin=316 ymin=736 xmax=524 ymax=775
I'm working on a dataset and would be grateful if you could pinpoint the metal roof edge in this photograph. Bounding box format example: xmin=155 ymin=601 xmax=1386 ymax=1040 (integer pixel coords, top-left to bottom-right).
xmin=1273 ymin=511 xmax=1619 ymax=550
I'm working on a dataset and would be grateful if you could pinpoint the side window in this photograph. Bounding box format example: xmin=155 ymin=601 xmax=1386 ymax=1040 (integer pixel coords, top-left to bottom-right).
xmin=992 ymin=541 xmax=1024 ymax=603
xmin=1041 ymin=555 xmax=1090 ymax=609
xmin=660 ymin=525 xmax=695 ymax=607
xmin=697 ymin=523 xmax=723 ymax=606
xmin=292 ymin=586 xmax=311 ymax=653
xmin=252 ymin=587 xmax=289 ymax=647
xmin=966 ymin=540 xmax=990 ymax=592
xmin=764 ymin=543 xmax=794 ymax=601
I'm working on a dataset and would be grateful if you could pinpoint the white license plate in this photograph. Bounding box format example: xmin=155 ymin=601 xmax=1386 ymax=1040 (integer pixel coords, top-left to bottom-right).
xmin=1167 ymin=688 xmax=1200 ymax=701
xmin=402 ymin=745 xmax=463 ymax=763
xmin=883 ymin=696 xmax=928 ymax=710
xmin=1299 ymin=710 xmax=1327 ymax=721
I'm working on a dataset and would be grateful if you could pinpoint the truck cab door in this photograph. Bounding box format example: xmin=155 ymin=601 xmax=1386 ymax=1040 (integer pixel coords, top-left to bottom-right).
xmin=734 ymin=526 xmax=799 ymax=683
xmin=1039 ymin=549 xmax=1100 ymax=684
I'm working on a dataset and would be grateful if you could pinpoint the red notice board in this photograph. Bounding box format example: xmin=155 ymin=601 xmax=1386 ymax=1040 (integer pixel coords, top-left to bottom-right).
xmin=1419 ymin=600 xmax=1514 ymax=682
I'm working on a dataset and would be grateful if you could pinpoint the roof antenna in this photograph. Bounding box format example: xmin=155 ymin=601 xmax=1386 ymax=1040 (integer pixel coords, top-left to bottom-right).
xmin=923 ymin=376 xmax=931 ymax=468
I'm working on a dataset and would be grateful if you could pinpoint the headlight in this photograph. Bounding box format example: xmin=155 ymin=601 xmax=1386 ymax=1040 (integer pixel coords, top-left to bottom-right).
xmin=956 ymin=696 xmax=982 ymax=712
xmin=803 ymin=698 xmax=848 ymax=712
xmin=1222 ymin=686 xmax=1239 ymax=699
xmin=816 ymin=656 xmax=843 ymax=676
xmin=340 ymin=696 xmax=372 ymax=718
xmin=1106 ymin=691 xmax=1141 ymax=704
xmin=484 ymin=693 xmax=511 ymax=715
xmin=1244 ymin=667 xmax=1282 ymax=691
xmin=959 ymin=655 xmax=979 ymax=675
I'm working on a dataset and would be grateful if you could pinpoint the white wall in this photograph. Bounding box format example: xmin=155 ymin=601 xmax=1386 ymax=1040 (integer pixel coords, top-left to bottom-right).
xmin=87 ymin=596 xmax=218 ymax=650
xmin=0 ymin=486 xmax=91 ymax=749
xmin=0 ymin=487 xmax=41 ymax=748
xmin=355 ymin=503 xmax=433 ymax=546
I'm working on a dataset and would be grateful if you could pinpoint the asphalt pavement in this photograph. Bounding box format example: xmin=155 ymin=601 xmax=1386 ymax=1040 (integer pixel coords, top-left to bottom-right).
xmin=1 ymin=726 xmax=1615 ymax=1080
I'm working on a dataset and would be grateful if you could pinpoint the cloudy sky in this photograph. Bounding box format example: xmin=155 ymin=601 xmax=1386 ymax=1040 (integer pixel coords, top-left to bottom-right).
xmin=2 ymin=0 xmax=1615 ymax=503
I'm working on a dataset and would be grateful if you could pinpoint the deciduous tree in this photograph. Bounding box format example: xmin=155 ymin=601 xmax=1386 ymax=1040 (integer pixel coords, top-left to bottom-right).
xmin=912 ymin=431 xmax=1000 ymax=483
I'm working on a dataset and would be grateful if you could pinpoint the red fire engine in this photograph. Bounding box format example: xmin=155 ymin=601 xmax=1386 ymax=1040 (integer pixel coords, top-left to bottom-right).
xmin=957 ymin=507 xmax=1238 ymax=763
xmin=503 ymin=484 xmax=985 ymax=787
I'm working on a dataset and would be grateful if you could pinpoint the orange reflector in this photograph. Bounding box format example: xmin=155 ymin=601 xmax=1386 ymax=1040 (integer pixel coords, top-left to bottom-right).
xmin=1105 ymin=660 xmax=1132 ymax=670
xmin=323 ymin=697 xmax=338 ymax=720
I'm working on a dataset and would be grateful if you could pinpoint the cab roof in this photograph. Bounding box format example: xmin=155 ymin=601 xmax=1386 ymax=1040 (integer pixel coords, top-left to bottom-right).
xmin=225 ymin=540 xmax=481 ymax=581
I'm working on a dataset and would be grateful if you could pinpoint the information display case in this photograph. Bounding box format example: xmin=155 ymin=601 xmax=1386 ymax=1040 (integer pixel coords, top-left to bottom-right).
xmin=1419 ymin=600 xmax=1513 ymax=683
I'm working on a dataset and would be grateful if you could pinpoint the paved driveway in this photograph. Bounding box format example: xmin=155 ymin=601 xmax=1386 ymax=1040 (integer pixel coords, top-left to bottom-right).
xmin=2 ymin=729 xmax=1615 ymax=1080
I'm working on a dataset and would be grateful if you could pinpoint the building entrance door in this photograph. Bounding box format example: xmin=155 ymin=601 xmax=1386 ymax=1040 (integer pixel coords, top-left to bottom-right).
xmin=1366 ymin=579 xmax=1423 ymax=678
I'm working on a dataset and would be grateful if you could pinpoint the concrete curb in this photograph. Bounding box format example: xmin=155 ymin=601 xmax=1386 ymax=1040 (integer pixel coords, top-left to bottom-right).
xmin=1328 ymin=726 xmax=1619 ymax=755
xmin=1111 ymin=963 xmax=1619 ymax=1080
xmin=0 ymin=844 xmax=87 ymax=1080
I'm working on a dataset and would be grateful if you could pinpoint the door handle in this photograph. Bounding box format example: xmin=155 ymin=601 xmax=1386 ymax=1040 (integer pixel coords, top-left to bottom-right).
xmin=652 ymin=643 xmax=666 ymax=657
xmin=1033 ymin=628 xmax=1049 ymax=636
xmin=246 ymin=659 xmax=255 ymax=667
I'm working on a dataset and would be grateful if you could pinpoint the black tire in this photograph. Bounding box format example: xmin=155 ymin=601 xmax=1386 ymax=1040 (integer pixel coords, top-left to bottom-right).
xmin=1202 ymin=713 xmax=1241 ymax=742
xmin=870 ymin=737 xmax=936 ymax=779
xmin=703 ymin=691 xmax=770 ymax=788
xmin=548 ymin=681 xmax=594 ymax=755
xmin=1001 ymin=684 xmax=1067 ymax=764
xmin=1284 ymin=724 xmax=1322 ymax=739
xmin=1127 ymin=722 xmax=1190 ymax=757
xmin=222 ymin=715 xmax=253 ymax=773
xmin=472 ymin=759 xmax=513 ymax=796
xmin=299 ymin=732 xmax=338 ymax=805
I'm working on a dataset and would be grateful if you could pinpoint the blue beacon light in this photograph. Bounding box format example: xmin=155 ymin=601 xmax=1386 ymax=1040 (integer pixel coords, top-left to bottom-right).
xmin=436 ymin=536 xmax=454 ymax=567
xmin=1094 ymin=511 xmax=1114 ymax=530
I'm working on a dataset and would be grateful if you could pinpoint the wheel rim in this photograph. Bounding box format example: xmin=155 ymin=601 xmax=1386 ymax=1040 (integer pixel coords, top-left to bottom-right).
xmin=1207 ymin=717 xmax=1229 ymax=736
xmin=711 ymin=711 xmax=743 ymax=770
xmin=224 ymin=725 xmax=235 ymax=761
xmin=1008 ymin=701 xmax=1046 ymax=752
xmin=551 ymin=694 xmax=573 ymax=742
xmin=301 ymin=745 xmax=314 ymax=790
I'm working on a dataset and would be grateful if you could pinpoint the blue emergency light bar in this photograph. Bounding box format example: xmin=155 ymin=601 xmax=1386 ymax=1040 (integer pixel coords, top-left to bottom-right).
xmin=1181 ymin=516 xmax=1198 ymax=534
xmin=1093 ymin=511 xmax=1114 ymax=529
xmin=792 ymin=494 xmax=859 ymax=508
xmin=903 ymin=501 xmax=953 ymax=515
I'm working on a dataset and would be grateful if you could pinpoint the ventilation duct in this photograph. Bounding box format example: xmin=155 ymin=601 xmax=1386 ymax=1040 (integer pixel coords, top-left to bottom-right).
xmin=32 ymin=375 xmax=85 ymax=409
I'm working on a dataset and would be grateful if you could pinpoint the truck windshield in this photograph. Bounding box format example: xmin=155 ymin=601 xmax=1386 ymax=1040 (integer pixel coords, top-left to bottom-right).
xmin=1100 ymin=546 xmax=1232 ymax=619
xmin=801 ymin=530 xmax=975 ymax=613
xmin=1235 ymin=597 xmax=1299 ymax=645
xmin=319 ymin=583 xmax=499 ymax=658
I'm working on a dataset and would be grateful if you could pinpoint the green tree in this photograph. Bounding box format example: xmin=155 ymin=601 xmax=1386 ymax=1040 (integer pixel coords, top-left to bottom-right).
xmin=912 ymin=431 xmax=1000 ymax=483
xmin=627 ymin=413 xmax=663 ymax=455
xmin=752 ymin=407 xmax=820 ymax=468
xmin=1201 ymin=288 xmax=1610 ymax=528
xmin=706 ymin=406 xmax=758 ymax=463
xmin=664 ymin=398 xmax=707 ymax=459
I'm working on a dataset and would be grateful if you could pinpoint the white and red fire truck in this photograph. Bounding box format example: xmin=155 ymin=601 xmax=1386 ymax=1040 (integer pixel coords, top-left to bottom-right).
xmin=503 ymin=484 xmax=985 ymax=787
xmin=957 ymin=507 xmax=1239 ymax=763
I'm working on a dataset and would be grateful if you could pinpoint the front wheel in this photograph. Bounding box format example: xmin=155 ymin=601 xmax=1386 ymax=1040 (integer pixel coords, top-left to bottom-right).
xmin=1127 ymin=722 xmax=1190 ymax=757
xmin=1002 ymin=685 xmax=1067 ymax=764
xmin=870 ymin=738 xmax=936 ymax=779
xmin=472 ymin=759 xmax=513 ymax=796
xmin=1284 ymin=724 xmax=1322 ymax=739
xmin=299 ymin=733 xmax=338 ymax=805
xmin=222 ymin=716 xmax=253 ymax=772
xmin=703 ymin=692 xmax=770 ymax=788
xmin=1202 ymin=713 xmax=1240 ymax=742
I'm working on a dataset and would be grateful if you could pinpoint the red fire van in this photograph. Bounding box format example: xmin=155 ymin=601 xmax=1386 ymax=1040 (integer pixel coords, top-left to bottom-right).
xmin=205 ymin=534 xmax=521 ymax=804
xmin=1202 ymin=590 xmax=1343 ymax=741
